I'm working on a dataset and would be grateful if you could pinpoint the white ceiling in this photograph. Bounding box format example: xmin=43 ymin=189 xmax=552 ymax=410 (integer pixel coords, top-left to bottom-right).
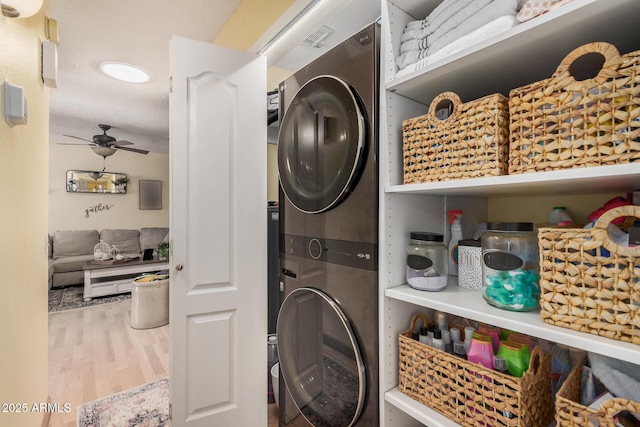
xmin=48 ymin=0 xmax=380 ymax=155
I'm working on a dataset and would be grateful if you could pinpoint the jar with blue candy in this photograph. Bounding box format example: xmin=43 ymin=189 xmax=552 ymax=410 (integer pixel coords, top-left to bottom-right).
xmin=481 ymin=222 xmax=539 ymax=312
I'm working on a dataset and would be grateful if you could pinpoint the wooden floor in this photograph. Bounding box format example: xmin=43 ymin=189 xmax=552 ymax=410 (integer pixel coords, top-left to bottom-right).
xmin=48 ymin=300 xmax=279 ymax=426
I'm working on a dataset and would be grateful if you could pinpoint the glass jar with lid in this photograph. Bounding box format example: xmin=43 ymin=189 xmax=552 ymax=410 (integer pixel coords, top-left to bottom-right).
xmin=481 ymin=222 xmax=539 ymax=311
xmin=406 ymin=232 xmax=448 ymax=291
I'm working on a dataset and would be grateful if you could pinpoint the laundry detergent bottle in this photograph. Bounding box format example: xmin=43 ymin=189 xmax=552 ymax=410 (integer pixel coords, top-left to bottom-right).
xmin=448 ymin=210 xmax=463 ymax=276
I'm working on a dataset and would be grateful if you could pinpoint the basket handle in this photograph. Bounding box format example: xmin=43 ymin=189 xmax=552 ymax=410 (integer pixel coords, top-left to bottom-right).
xmin=591 ymin=205 xmax=640 ymax=257
xmin=428 ymin=92 xmax=462 ymax=124
xmin=408 ymin=312 xmax=430 ymax=332
xmin=600 ymin=398 xmax=640 ymax=427
xmin=550 ymin=42 xmax=622 ymax=92
xmin=526 ymin=345 xmax=543 ymax=376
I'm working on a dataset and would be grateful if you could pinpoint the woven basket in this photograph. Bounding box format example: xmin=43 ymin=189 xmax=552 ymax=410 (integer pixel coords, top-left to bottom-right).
xmin=538 ymin=205 xmax=640 ymax=345
xmin=556 ymin=358 xmax=640 ymax=426
xmin=509 ymin=42 xmax=640 ymax=174
xmin=398 ymin=313 xmax=554 ymax=426
xmin=402 ymin=91 xmax=509 ymax=183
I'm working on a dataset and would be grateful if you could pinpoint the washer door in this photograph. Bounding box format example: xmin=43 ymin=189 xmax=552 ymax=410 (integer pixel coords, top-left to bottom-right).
xmin=278 ymin=76 xmax=366 ymax=214
xmin=277 ymin=287 xmax=365 ymax=427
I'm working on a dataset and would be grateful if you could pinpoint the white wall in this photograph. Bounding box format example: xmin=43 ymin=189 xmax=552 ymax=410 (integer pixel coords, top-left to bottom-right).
xmin=0 ymin=4 xmax=50 ymax=426
xmin=49 ymin=143 xmax=169 ymax=232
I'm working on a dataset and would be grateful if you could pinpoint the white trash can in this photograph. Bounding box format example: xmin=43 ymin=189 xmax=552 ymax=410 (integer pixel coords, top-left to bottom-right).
xmin=130 ymin=274 xmax=169 ymax=329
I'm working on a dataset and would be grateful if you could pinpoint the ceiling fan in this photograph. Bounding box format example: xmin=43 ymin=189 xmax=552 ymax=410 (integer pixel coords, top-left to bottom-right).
xmin=60 ymin=124 xmax=150 ymax=158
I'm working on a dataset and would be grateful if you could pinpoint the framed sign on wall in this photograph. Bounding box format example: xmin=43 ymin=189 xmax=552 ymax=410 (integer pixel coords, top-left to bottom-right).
xmin=139 ymin=180 xmax=162 ymax=210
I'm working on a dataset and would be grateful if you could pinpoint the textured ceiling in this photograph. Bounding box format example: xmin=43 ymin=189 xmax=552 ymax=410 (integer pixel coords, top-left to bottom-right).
xmin=48 ymin=0 xmax=380 ymax=155
xmin=49 ymin=0 xmax=245 ymax=154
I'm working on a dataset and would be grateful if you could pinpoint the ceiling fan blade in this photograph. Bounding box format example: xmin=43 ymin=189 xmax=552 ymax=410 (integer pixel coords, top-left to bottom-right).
xmin=117 ymin=146 xmax=149 ymax=155
xmin=57 ymin=142 xmax=95 ymax=146
xmin=63 ymin=134 xmax=95 ymax=143
xmin=112 ymin=139 xmax=134 ymax=146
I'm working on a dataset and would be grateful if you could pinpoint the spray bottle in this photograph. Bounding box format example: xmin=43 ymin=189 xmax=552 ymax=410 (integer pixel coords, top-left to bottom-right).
xmin=448 ymin=210 xmax=463 ymax=276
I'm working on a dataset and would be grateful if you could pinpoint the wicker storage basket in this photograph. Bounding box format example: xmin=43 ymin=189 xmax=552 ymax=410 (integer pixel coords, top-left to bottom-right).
xmin=556 ymin=358 xmax=640 ymax=426
xmin=509 ymin=42 xmax=640 ymax=174
xmin=398 ymin=313 xmax=554 ymax=426
xmin=538 ymin=205 xmax=640 ymax=345
xmin=402 ymin=91 xmax=509 ymax=184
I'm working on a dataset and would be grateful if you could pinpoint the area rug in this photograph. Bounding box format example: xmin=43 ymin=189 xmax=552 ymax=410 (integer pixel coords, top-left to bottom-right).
xmin=77 ymin=378 xmax=169 ymax=427
xmin=48 ymin=284 xmax=131 ymax=313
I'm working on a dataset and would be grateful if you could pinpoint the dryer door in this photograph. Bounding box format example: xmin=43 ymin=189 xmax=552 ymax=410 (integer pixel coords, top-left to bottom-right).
xmin=277 ymin=287 xmax=365 ymax=427
xmin=278 ymin=76 xmax=366 ymax=214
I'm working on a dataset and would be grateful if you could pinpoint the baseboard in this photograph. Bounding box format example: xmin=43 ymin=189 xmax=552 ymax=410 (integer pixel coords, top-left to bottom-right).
xmin=40 ymin=396 xmax=51 ymax=427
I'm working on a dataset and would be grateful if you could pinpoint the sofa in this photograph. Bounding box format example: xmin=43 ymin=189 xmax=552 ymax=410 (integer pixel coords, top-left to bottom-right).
xmin=48 ymin=227 xmax=169 ymax=289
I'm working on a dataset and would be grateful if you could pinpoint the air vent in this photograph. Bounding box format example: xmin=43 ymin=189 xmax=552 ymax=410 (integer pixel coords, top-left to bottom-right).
xmin=301 ymin=25 xmax=334 ymax=48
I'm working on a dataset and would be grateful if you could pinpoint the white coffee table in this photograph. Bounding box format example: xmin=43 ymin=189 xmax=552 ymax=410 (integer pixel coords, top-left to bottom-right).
xmin=83 ymin=259 xmax=169 ymax=301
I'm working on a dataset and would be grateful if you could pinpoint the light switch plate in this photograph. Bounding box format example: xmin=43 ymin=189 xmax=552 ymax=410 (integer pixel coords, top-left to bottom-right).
xmin=4 ymin=80 xmax=27 ymax=127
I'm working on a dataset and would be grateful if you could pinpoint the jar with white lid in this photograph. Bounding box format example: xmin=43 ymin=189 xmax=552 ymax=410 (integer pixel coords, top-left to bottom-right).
xmin=481 ymin=222 xmax=540 ymax=311
xmin=406 ymin=232 xmax=448 ymax=291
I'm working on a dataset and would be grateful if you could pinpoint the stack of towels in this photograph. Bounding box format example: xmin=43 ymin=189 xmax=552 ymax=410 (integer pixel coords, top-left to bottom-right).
xmin=396 ymin=0 xmax=519 ymax=77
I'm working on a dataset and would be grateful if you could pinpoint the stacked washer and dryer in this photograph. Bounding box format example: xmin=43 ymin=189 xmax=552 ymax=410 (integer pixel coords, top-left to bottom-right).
xmin=276 ymin=23 xmax=380 ymax=427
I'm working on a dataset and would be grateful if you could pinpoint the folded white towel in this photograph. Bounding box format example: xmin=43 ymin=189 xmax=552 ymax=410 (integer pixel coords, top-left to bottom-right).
xmin=396 ymin=49 xmax=428 ymax=70
xmin=400 ymin=0 xmax=474 ymax=46
xmin=395 ymin=15 xmax=518 ymax=78
xmin=400 ymin=37 xmax=428 ymax=53
xmin=425 ymin=0 xmax=467 ymax=32
xmin=428 ymin=0 xmax=494 ymax=46
xmin=400 ymin=29 xmax=419 ymax=43
xmin=429 ymin=0 xmax=517 ymax=54
xmin=427 ymin=15 xmax=518 ymax=64
xmin=404 ymin=19 xmax=426 ymax=30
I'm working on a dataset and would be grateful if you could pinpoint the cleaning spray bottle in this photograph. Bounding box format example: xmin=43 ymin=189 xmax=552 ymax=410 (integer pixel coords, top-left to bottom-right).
xmin=448 ymin=210 xmax=463 ymax=276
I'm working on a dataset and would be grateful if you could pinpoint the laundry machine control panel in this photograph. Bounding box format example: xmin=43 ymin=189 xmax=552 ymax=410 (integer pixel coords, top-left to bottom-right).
xmin=282 ymin=234 xmax=376 ymax=271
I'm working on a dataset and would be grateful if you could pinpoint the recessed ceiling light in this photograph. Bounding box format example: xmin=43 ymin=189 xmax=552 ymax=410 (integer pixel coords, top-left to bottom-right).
xmin=99 ymin=61 xmax=150 ymax=83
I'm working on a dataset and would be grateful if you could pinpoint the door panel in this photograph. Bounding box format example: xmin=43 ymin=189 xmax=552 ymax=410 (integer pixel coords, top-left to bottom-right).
xmin=170 ymin=35 xmax=267 ymax=426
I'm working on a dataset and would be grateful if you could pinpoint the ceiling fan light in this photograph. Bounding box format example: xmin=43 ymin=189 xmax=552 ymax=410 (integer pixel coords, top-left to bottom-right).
xmin=91 ymin=146 xmax=117 ymax=157
xmin=99 ymin=61 xmax=150 ymax=83
xmin=1 ymin=0 xmax=43 ymax=18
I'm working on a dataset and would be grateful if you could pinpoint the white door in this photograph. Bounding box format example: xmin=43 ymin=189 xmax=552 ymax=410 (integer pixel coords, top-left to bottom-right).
xmin=169 ymin=35 xmax=267 ymax=426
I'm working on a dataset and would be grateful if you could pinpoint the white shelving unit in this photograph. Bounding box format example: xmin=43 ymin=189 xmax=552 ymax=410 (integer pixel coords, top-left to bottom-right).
xmin=386 ymin=282 xmax=640 ymax=365
xmin=378 ymin=0 xmax=640 ymax=426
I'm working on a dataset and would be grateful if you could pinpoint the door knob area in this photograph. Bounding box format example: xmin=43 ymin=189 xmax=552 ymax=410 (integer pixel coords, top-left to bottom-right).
xmin=175 ymin=264 xmax=183 ymax=271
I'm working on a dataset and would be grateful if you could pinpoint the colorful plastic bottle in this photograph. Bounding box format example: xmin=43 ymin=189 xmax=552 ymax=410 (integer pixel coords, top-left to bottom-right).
xmin=467 ymin=337 xmax=494 ymax=370
xmin=506 ymin=336 xmax=531 ymax=370
xmin=497 ymin=341 xmax=527 ymax=377
xmin=478 ymin=325 xmax=501 ymax=354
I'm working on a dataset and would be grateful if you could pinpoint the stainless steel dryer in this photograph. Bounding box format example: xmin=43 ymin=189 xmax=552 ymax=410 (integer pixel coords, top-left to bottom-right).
xmin=277 ymin=23 xmax=379 ymax=427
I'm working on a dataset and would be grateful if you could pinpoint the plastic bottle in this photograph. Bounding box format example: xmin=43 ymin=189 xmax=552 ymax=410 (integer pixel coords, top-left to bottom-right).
xmin=267 ymin=334 xmax=278 ymax=403
xmin=441 ymin=329 xmax=452 ymax=353
xmin=419 ymin=326 xmax=430 ymax=346
xmin=448 ymin=210 xmax=463 ymax=276
xmin=435 ymin=311 xmax=448 ymax=331
xmin=432 ymin=330 xmax=446 ymax=351
xmin=548 ymin=206 xmax=573 ymax=225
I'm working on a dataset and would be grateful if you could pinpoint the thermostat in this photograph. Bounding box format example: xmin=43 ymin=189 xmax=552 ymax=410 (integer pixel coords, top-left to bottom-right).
xmin=4 ymin=80 xmax=27 ymax=127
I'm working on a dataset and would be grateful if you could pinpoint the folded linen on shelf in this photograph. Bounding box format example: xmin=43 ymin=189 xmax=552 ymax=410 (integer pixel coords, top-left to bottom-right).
xmin=404 ymin=19 xmax=426 ymax=31
xmin=399 ymin=0 xmax=488 ymax=46
xmin=400 ymin=37 xmax=428 ymax=53
xmin=429 ymin=0 xmax=517 ymax=55
xmin=395 ymin=15 xmax=518 ymax=79
xmin=426 ymin=0 xmax=493 ymax=46
xmin=396 ymin=49 xmax=429 ymax=71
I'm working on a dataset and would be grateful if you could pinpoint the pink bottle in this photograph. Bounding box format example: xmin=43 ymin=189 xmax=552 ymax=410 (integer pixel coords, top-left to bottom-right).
xmin=466 ymin=337 xmax=494 ymax=370
xmin=478 ymin=325 xmax=500 ymax=354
